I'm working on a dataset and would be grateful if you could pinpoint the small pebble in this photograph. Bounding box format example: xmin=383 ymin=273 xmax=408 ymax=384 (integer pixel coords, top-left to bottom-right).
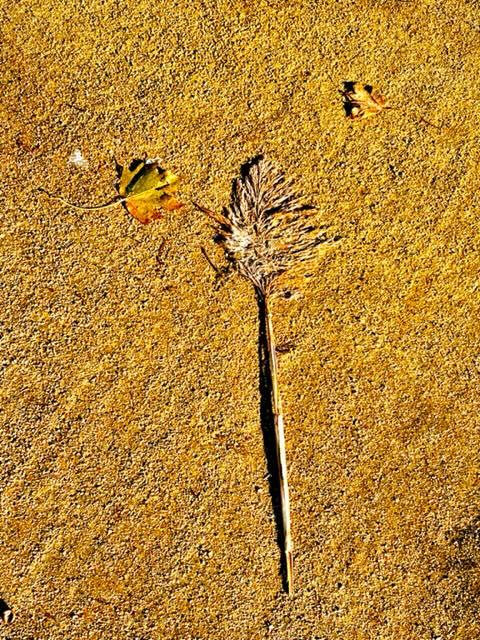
xmin=68 ymin=149 xmax=88 ymax=169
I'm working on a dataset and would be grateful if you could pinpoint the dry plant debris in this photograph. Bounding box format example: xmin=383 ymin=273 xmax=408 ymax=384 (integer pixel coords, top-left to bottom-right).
xmin=196 ymin=155 xmax=336 ymax=594
xmin=2 ymin=610 xmax=14 ymax=624
xmin=40 ymin=158 xmax=183 ymax=224
xmin=341 ymin=81 xmax=390 ymax=120
xmin=0 ymin=599 xmax=14 ymax=625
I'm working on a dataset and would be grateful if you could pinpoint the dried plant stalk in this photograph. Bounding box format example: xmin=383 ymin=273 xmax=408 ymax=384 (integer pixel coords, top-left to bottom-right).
xmin=197 ymin=155 xmax=334 ymax=594
xmin=264 ymin=292 xmax=294 ymax=590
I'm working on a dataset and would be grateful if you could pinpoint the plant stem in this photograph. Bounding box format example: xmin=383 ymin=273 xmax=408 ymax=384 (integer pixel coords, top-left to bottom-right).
xmin=39 ymin=185 xmax=171 ymax=211
xmin=38 ymin=188 xmax=124 ymax=210
xmin=264 ymin=293 xmax=293 ymax=595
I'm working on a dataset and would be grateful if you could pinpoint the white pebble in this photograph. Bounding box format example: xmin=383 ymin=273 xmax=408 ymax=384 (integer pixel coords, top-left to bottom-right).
xmin=68 ymin=149 xmax=88 ymax=169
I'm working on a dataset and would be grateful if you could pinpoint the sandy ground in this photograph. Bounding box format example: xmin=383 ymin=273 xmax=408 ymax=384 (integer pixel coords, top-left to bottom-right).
xmin=1 ymin=0 xmax=480 ymax=638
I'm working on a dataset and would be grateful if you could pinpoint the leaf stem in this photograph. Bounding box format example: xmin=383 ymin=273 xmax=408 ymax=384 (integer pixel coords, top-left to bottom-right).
xmin=38 ymin=185 xmax=173 ymax=211
xmin=38 ymin=188 xmax=125 ymax=210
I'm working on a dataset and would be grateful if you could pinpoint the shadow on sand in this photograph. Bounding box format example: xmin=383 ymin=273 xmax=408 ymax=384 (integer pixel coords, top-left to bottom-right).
xmin=256 ymin=292 xmax=289 ymax=593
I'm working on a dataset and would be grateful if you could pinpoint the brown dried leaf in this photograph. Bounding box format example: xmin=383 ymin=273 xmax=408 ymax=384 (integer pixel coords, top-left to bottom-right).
xmin=341 ymin=82 xmax=390 ymax=120
xmin=1 ymin=610 xmax=14 ymax=624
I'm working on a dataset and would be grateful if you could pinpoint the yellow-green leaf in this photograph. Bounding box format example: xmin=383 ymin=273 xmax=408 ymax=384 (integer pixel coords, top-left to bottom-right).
xmin=118 ymin=159 xmax=183 ymax=224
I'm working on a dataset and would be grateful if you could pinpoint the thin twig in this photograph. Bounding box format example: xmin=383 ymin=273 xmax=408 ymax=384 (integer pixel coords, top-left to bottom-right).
xmin=200 ymin=246 xmax=222 ymax=276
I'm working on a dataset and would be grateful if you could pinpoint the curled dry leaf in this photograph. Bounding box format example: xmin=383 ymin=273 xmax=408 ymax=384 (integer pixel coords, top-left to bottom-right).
xmin=117 ymin=158 xmax=183 ymax=224
xmin=341 ymin=81 xmax=390 ymax=120
xmin=1 ymin=609 xmax=14 ymax=624
xmin=0 ymin=599 xmax=13 ymax=625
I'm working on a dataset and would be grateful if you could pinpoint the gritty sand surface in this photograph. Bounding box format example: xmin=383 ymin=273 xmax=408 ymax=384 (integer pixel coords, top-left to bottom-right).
xmin=1 ymin=0 xmax=480 ymax=638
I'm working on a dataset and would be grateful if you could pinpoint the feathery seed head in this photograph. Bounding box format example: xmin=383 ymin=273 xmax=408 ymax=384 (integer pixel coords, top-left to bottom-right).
xmin=210 ymin=155 xmax=334 ymax=296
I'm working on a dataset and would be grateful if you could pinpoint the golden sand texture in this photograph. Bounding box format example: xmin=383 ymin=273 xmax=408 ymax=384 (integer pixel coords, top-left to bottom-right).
xmin=1 ymin=0 xmax=480 ymax=638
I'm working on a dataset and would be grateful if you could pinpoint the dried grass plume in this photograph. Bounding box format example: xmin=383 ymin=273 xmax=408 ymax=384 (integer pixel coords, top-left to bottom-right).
xmin=200 ymin=154 xmax=333 ymax=296
xmin=196 ymin=154 xmax=336 ymax=594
